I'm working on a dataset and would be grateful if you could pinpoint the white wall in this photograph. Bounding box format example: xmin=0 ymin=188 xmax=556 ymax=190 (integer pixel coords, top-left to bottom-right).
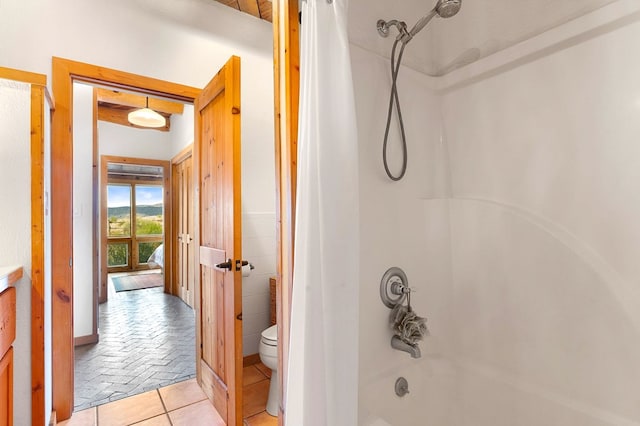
xmin=73 ymin=83 xmax=95 ymax=339
xmin=169 ymin=104 xmax=194 ymax=157
xmin=441 ymin=17 xmax=640 ymax=425
xmin=0 ymin=79 xmax=33 ymax=426
xmin=0 ymin=0 xmax=274 ymax=422
xmin=99 ymin=121 xmax=174 ymax=160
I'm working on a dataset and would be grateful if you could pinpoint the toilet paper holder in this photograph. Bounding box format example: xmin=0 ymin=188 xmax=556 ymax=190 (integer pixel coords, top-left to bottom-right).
xmin=215 ymin=259 xmax=255 ymax=272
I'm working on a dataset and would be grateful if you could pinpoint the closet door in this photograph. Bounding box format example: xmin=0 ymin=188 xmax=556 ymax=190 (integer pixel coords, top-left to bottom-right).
xmin=176 ymin=156 xmax=194 ymax=308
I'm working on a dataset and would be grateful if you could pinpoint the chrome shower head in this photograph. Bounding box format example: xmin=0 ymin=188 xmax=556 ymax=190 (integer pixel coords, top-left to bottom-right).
xmin=377 ymin=0 xmax=462 ymax=43
xmin=435 ymin=0 xmax=462 ymax=19
xmin=407 ymin=0 xmax=462 ymax=39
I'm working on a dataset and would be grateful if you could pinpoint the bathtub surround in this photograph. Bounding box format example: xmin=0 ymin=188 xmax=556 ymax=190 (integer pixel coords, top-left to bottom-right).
xmin=286 ymin=0 xmax=360 ymax=424
xmin=352 ymin=1 xmax=640 ymax=425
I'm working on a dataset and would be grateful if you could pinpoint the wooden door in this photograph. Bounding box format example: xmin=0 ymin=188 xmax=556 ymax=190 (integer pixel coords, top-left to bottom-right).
xmin=175 ymin=155 xmax=194 ymax=307
xmin=194 ymin=56 xmax=243 ymax=425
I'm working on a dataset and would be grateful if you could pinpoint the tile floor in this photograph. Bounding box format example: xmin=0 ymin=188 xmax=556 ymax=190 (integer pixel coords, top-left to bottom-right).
xmin=74 ymin=274 xmax=196 ymax=410
xmin=242 ymin=363 xmax=277 ymax=426
xmin=60 ymin=366 xmax=278 ymax=426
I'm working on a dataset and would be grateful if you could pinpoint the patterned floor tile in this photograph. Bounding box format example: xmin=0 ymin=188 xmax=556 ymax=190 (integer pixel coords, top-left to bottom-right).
xmin=74 ymin=283 xmax=196 ymax=411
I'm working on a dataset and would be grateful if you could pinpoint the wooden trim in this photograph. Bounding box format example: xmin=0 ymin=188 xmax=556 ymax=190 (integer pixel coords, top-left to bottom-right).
xmin=51 ymin=58 xmax=200 ymax=421
xmin=243 ymin=353 xmax=261 ymax=367
xmin=73 ymin=334 xmax=98 ymax=347
xmin=171 ymin=143 xmax=193 ymax=165
xmin=92 ymin=89 xmax=99 ymax=344
xmin=99 ymin=155 xmax=108 ymax=303
xmin=228 ymin=56 xmax=244 ymax=426
xmin=31 ymin=83 xmax=47 ymax=426
xmin=0 ymin=66 xmax=47 ymax=86
xmin=51 ymin=58 xmax=76 ymax=421
xmin=273 ymin=1 xmax=299 ymax=423
xmin=54 ymin=57 xmax=200 ymax=102
xmin=96 ymin=88 xmax=184 ymax=115
xmin=49 ymin=411 xmax=57 ymax=426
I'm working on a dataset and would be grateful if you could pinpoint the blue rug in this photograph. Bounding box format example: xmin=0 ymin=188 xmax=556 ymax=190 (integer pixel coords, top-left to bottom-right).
xmin=112 ymin=273 xmax=163 ymax=292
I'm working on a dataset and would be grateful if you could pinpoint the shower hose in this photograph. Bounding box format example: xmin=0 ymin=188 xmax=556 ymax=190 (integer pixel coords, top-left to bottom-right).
xmin=383 ymin=38 xmax=409 ymax=181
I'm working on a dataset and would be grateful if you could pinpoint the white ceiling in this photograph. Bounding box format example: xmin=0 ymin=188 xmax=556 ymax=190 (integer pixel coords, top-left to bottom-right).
xmin=348 ymin=0 xmax=618 ymax=76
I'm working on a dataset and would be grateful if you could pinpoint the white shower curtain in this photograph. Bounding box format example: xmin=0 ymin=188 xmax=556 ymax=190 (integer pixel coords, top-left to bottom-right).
xmin=286 ymin=0 xmax=360 ymax=425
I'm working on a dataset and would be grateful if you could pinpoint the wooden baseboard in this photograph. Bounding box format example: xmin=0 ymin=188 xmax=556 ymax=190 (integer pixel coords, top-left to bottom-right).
xmin=49 ymin=410 xmax=56 ymax=426
xmin=74 ymin=334 xmax=98 ymax=347
xmin=243 ymin=353 xmax=261 ymax=367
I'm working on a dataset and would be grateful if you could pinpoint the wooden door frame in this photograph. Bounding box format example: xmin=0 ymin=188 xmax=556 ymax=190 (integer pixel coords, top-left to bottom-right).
xmin=0 ymin=66 xmax=53 ymax=426
xmin=273 ymin=1 xmax=300 ymax=424
xmin=99 ymin=155 xmax=170 ymax=297
xmin=51 ymin=57 xmax=200 ymax=420
xmin=170 ymin=144 xmax=193 ymax=299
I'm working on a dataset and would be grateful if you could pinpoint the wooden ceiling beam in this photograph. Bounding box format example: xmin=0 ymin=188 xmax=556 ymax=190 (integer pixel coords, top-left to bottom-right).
xmin=213 ymin=0 xmax=272 ymax=22
xmin=96 ymin=88 xmax=184 ymax=115
xmin=257 ymin=0 xmax=272 ymax=21
xmin=238 ymin=0 xmax=260 ymax=18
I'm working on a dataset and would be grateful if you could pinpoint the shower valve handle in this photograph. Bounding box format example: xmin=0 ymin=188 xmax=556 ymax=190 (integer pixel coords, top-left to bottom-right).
xmin=390 ymin=281 xmax=413 ymax=295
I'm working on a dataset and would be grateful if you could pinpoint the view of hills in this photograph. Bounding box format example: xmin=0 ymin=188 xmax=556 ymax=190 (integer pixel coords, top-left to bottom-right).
xmin=108 ymin=203 xmax=163 ymax=218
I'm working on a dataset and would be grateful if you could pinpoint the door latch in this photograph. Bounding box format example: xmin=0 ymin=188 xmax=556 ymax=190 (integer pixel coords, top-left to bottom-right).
xmin=215 ymin=259 xmax=233 ymax=271
xmin=216 ymin=259 xmax=251 ymax=272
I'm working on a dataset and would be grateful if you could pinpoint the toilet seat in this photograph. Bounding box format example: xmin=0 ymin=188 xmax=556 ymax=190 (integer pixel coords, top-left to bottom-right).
xmin=261 ymin=324 xmax=277 ymax=346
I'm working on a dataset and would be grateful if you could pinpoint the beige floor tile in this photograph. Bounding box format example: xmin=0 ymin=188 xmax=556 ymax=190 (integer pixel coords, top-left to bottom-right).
xmin=169 ymin=400 xmax=225 ymax=426
xmin=158 ymin=378 xmax=207 ymax=411
xmin=254 ymin=362 xmax=272 ymax=379
xmin=58 ymin=407 xmax=97 ymax=425
xmin=243 ymin=365 xmax=268 ymax=387
xmin=243 ymin=380 xmax=270 ymax=418
xmin=98 ymin=390 xmax=165 ymax=426
xmin=131 ymin=414 xmax=171 ymax=425
xmin=245 ymin=411 xmax=278 ymax=426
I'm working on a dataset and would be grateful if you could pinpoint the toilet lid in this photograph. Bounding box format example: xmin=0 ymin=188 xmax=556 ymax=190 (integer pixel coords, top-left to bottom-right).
xmin=261 ymin=324 xmax=277 ymax=343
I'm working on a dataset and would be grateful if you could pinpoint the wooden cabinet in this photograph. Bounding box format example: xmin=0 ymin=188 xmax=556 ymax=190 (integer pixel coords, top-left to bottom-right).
xmin=0 ymin=347 xmax=13 ymax=426
xmin=0 ymin=267 xmax=21 ymax=426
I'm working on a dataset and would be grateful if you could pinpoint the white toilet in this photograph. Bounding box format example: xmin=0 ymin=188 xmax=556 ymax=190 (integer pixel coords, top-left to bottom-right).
xmin=259 ymin=324 xmax=278 ymax=416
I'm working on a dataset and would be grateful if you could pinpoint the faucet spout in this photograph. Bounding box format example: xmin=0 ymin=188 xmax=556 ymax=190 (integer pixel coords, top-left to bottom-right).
xmin=391 ymin=335 xmax=421 ymax=359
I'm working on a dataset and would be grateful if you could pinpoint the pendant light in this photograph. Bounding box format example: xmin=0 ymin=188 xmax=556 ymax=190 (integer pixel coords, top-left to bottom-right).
xmin=127 ymin=97 xmax=166 ymax=128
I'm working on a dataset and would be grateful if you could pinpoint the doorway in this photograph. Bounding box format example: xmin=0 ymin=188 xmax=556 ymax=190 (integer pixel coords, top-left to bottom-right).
xmin=101 ymin=157 xmax=169 ymax=298
xmin=52 ymin=57 xmax=248 ymax=425
xmin=73 ymin=85 xmax=195 ymax=409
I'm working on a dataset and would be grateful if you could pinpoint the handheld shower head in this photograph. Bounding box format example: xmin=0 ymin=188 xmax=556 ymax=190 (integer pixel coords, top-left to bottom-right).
xmin=436 ymin=0 xmax=462 ymax=18
xmin=408 ymin=0 xmax=462 ymax=38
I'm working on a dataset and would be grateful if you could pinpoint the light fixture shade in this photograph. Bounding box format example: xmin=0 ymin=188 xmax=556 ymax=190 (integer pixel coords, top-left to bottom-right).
xmin=128 ymin=107 xmax=166 ymax=128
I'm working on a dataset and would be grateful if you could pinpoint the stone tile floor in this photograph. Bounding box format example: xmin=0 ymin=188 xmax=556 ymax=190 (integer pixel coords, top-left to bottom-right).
xmin=74 ymin=280 xmax=196 ymax=411
xmin=61 ymin=370 xmax=278 ymax=426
